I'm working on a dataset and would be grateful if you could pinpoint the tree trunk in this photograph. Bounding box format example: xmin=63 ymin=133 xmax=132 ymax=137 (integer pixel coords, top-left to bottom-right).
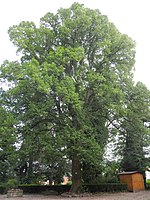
xmin=69 ymin=151 xmax=82 ymax=194
xmin=68 ymin=104 xmax=82 ymax=193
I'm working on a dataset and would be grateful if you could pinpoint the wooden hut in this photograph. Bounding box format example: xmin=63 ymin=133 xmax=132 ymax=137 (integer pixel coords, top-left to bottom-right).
xmin=118 ymin=171 xmax=145 ymax=192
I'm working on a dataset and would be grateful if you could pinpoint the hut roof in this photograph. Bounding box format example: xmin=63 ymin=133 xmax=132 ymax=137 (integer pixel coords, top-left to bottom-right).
xmin=118 ymin=171 xmax=141 ymax=175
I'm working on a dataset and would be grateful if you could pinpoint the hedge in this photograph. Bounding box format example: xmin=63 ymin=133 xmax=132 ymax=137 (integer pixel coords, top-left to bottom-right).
xmin=18 ymin=184 xmax=71 ymax=194
xmin=0 ymin=185 xmax=6 ymax=194
xmin=85 ymin=183 xmax=127 ymax=193
xmin=0 ymin=183 xmax=127 ymax=194
xmin=19 ymin=183 xmax=127 ymax=194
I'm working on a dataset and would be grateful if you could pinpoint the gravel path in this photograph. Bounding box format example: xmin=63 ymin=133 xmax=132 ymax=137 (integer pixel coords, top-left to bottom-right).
xmin=0 ymin=191 xmax=150 ymax=200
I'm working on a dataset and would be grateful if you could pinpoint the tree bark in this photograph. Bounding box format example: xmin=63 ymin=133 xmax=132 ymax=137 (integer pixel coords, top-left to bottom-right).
xmin=68 ymin=104 xmax=82 ymax=193
xmin=69 ymin=151 xmax=82 ymax=193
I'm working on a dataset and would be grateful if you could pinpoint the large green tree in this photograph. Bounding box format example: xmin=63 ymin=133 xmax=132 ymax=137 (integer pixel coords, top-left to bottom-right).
xmin=119 ymin=82 xmax=150 ymax=172
xmin=0 ymin=3 xmax=135 ymax=192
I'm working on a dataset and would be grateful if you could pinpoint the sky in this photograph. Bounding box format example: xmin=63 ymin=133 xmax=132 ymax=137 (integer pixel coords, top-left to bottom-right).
xmin=0 ymin=0 xmax=150 ymax=89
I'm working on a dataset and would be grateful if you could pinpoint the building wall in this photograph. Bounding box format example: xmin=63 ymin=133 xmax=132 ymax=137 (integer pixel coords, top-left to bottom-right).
xmin=132 ymin=173 xmax=145 ymax=191
xmin=119 ymin=172 xmax=145 ymax=192
xmin=119 ymin=174 xmax=133 ymax=191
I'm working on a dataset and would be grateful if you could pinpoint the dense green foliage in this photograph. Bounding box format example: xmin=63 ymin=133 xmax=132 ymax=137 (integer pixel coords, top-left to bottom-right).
xmin=85 ymin=183 xmax=127 ymax=193
xmin=146 ymin=179 xmax=150 ymax=189
xmin=19 ymin=184 xmax=71 ymax=194
xmin=0 ymin=185 xmax=6 ymax=194
xmin=0 ymin=183 xmax=127 ymax=194
xmin=115 ymin=82 xmax=150 ymax=173
xmin=0 ymin=3 xmax=149 ymax=193
xmin=0 ymin=94 xmax=17 ymax=182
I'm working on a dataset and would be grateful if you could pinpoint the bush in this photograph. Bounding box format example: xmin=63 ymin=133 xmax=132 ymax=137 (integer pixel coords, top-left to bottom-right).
xmin=66 ymin=181 xmax=72 ymax=185
xmin=0 ymin=179 xmax=19 ymax=194
xmin=18 ymin=183 xmax=127 ymax=194
xmin=146 ymin=179 xmax=150 ymax=184
xmin=19 ymin=184 xmax=71 ymax=194
xmin=0 ymin=185 xmax=6 ymax=194
xmin=85 ymin=183 xmax=127 ymax=193
xmin=146 ymin=179 xmax=150 ymax=189
xmin=6 ymin=179 xmax=18 ymax=189
xmin=89 ymin=175 xmax=119 ymax=184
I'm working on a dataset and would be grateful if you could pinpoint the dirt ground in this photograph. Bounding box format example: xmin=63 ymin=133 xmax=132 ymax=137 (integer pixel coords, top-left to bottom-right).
xmin=0 ymin=191 xmax=150 ymax=200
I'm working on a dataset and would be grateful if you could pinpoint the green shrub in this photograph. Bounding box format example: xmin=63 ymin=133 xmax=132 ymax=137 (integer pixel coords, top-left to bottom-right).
xmin=66 ymin=181 xmax=72 ymax=185
xmin=146 ymin=179 xmax=150 ymax=184
xmin=19 ymin=184 xmax=71 ymax=194
xmin=0 ymin=185 xmax=6 ymax=194
xmin=146 ymin=179 xmax=150 ymax=189
xmin=85 ymin=183 xmax=127 ymax=193
xmin=18 ymin=183 xmax=127 ymax=194
xmin=6 ymin=179 xmax=18 ymax=189
xmin=89 ymin=175 xmax=119 ymax=184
